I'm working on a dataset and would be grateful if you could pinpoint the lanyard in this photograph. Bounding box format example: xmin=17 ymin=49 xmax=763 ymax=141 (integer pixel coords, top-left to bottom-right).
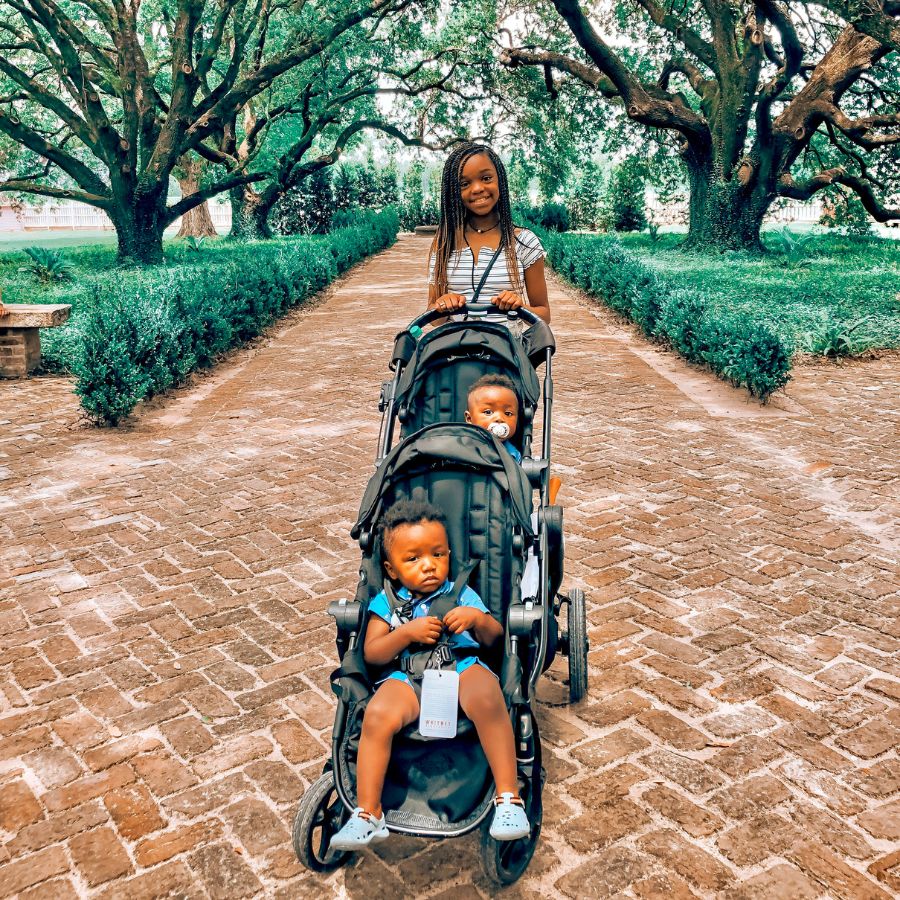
xmin=467 ymin=241 xmax=505 ymax=302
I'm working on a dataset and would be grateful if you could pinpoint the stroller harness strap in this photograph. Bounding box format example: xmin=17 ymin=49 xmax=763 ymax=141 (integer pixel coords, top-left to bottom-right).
xmin=384 ymin=561 xmax=482 ymax=683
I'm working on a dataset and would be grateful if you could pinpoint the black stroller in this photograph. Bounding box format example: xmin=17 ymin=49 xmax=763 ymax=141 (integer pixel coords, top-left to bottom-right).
xmin=292 ymin=304 xmax=588 ymax=885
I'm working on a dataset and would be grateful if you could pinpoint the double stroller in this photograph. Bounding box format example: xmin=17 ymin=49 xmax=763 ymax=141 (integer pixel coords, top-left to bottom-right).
xmin=292 ymin=303 xmax=588 ymax=885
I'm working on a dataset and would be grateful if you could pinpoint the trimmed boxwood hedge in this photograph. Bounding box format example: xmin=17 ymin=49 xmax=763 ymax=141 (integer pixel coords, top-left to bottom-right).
xmin=539 ymin=231 xmax=791 ymax=402
xmin=73 ymin=208 xmax=398 ymax=425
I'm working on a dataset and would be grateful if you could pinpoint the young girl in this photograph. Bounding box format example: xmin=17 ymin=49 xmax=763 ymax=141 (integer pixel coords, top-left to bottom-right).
xmin=330 ymin=500 xmax=530 ymax=849
xmin=427 ymin=144 xmax=551 ymax=324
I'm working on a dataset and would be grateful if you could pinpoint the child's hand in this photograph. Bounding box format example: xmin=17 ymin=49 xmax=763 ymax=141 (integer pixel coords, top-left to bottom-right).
xmin=433 ymin=293 xmax=466 ymax=314
xmin=490 ymin=291 xmax=524 ymax=312
xmin=443 ymin=607 xmax=484 ymax=635
xmin=403 ymin=616 xmax=444 ymax=645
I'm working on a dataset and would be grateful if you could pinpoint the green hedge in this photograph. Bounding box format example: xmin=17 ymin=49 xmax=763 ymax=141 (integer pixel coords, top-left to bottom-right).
xmin=73 ymin=208 xmax=398 ymax=425
xmin=540 ymin=231 xmax=791 ymax=401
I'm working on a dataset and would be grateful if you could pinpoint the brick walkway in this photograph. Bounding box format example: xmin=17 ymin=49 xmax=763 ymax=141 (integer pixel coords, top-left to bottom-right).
xmin=1 ymin=234 xmax=898 ymax=899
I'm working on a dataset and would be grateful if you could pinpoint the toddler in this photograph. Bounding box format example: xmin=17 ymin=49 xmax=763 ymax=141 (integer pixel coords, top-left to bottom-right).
xmin=331 ymin=499 xmax=530 ymax=849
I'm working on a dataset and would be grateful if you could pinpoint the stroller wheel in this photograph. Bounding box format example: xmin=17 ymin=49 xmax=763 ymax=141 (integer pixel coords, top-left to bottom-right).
xmin=292 ymin=771 xmax=352 ymax=873
xmin=567 ymin=588 xmax=588 ymax=703
xmin=479 ymin=762 xmax=543 ymax=886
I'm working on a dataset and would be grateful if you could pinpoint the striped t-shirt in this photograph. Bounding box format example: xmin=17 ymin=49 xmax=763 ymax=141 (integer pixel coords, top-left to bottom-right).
xmin=428 ymin=229 xmax=546 ymax=302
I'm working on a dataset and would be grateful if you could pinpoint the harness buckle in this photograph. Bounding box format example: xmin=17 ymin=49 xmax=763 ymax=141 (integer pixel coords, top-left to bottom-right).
xmin=426 ymin=643 xmax=453 ymax=670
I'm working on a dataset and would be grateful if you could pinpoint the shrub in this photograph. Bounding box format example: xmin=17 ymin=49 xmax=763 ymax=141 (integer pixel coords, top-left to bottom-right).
xmin=21 ymin=247 xmax=75 ymax=283
xmin=72 ymin=209 xmax=398 ymax=425
xmin=515 ymin=202 xmax=570 ymax=232
xmin=540 ymin=230 xmax=791 ymax=401
xmin=274 ymin=168 xmax=335 ymax=235
xmin=608 ymin=161 xmax=647 ymax=233
xmin=563 ymin=161 xmax=605 ymax=230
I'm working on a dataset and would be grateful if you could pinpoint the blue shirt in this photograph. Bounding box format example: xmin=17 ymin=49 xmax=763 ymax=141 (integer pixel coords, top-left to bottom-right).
xmin=369 ymin=579 xmax=490 ymax=661
xmin=503 ymin=441 xmax=522 ymax=463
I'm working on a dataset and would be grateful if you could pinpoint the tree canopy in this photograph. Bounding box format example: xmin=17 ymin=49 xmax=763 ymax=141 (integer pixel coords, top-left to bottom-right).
xmin=0 ymin=0 xmax=422 ymax=260
xmin=498 ymin=0 xmax=900 ymax=249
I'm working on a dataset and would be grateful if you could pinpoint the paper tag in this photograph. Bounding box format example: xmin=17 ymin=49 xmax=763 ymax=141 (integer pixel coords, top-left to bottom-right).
xmin=418 ymin=669 xmax=459 ymax=738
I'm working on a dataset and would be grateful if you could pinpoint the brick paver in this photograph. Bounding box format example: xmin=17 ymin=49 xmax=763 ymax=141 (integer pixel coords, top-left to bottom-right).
xmin=1 ymin=234 xmax=898 ymax=898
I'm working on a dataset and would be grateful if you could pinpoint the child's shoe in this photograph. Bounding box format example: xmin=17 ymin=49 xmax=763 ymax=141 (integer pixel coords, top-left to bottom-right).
xmin=489 ymin=792 xmax=530 ymax=841
xmin=331 ymin=808 xmax=389 ymax=850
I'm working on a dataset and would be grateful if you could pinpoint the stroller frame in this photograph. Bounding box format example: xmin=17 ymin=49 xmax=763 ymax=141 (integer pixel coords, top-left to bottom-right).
xmin=293 ymin=304 xmax=588 ymax=886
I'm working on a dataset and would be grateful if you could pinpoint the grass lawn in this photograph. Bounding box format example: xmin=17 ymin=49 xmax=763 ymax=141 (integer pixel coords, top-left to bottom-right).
xmin=0 ymin=229 xmax=120 ymax=251
xmin=620 ymin=231 xmax=900 ymax=354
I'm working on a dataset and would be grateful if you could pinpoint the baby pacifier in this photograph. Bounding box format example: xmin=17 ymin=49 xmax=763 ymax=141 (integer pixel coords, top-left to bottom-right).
xmin=488 ymin=422 xmax=510 ymax=439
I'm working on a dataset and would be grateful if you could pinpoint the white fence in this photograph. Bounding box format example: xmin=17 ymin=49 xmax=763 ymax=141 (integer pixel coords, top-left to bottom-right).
xmin=646 ymin=197 xmax=823 ymax=226
xmin=1 ymin=200 xmax=233 ymax=233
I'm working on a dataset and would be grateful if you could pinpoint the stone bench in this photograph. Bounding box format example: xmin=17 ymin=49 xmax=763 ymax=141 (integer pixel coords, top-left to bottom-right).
xmin=0 ymin=304 xmax=71 ymax=378
xmin=413 ymin=225 xmax=438 ymax=235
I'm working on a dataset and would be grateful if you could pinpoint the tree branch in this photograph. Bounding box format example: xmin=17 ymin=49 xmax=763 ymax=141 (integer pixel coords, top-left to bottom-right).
xmin=0 ymin=178 xmax=110 ymax=206
xmin=547 ymin=0 xmax=711 ymax=142
xmin=811 ymin=98 xmax=900 ymax=148
xmin=500 ymin=47 xmax=619 ymax=97
xmin=0 ymin=110 xmax=110 ymax=197
xmin=164 ymin=170 xmax=268 ymax=222
xmin=630 ymin=0 xmax=719 ymax=73
xmin=833 ymin=172 xmax=900 ymax=220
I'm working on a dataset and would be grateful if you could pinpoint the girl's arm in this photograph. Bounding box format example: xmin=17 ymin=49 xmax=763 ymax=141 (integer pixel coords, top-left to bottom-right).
xmin=522 ymin=259 xmax=551 ymax=323
xmin=490 ymin=259 xmax=551 ymax=323
xmin=364 ymin=614 xmax=443 ymax=665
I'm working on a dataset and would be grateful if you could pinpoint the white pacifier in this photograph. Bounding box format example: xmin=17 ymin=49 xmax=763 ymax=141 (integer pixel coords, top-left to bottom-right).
xmin=488 ymin=422 xmax=510 ymax=439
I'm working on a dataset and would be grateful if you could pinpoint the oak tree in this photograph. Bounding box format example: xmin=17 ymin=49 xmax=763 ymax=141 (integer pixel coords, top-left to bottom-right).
xmin=500 ymin=0 xmax=900 ymax=250
xmin=0 ymin=0 xmax=410 ymax=262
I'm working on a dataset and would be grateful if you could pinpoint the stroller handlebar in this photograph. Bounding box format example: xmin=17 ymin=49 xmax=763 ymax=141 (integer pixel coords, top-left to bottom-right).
xmin=408 ymin=302 xmax=542 ymax=331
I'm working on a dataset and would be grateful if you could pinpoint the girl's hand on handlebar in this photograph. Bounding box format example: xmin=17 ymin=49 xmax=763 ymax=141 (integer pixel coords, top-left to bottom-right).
xmin=433 ymin=293 xmax=466 ymax=315
xmin=490 ymin=291 xmax=524 ymax=312
xmin=403 ymin=616 xmax=443 ymax=645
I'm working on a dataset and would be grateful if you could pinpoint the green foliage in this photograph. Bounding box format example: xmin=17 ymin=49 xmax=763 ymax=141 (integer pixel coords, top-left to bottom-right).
xmin=185 ymin=236 xmax=205 ymax=252
xmin=608 ymin=160 xmax=647 ymax=233
xmin=396 ymin=160 xmax=439 ymax=230
xmin=563 ymin=161 xmax=606 ymax=231
xmin=515 ymin=202 xmax=570 ymax=232
xmin=624 ymin=231 xmax=900 ymax=353
xmin=274 ymin=168 xmax=335 ymax=235
xmin=70 ymin=209 xmax=398 ymax=425
xmin=820 ymin=188 xmax=874 ymax=236
xmin=803 ymin=317 xmax=879 ymax=358
xmin=20 ymin=247 xmax=75 ymax=283
xmin=540 ymin=230 xmax=791 ymax=401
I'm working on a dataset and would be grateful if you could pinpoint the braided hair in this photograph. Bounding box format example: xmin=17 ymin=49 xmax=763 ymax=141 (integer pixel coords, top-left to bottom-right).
xmin=430 ymin=143 xmax=523 ymax=301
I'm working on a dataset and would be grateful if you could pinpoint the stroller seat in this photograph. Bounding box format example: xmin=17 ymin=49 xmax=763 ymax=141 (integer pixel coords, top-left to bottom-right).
xmin=392 ymin=317 xmax=550 ymax=457
xmin=330 ymin=424 xmax=535 ymax=834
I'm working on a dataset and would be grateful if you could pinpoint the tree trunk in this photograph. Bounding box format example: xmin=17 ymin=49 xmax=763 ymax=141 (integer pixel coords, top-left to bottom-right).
xmin=111 ymin=188 xmax=168 ymax=264
xmin=228 ymin=184 xmax=272 ymax=240
xmin=176 ymin=163 xmax=218 ymax=239
xmin=681 ymin=153 xmax=771 ymax=252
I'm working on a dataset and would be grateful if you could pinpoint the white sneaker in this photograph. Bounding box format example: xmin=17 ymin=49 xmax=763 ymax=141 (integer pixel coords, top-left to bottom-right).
xmin=489 ymin=792 xmax=530 ymax=841
xmin=331 ymin=808 xmax=390 ymax=850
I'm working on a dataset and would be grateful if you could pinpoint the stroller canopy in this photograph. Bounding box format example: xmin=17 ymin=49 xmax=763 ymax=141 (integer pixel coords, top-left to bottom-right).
xmin=393 ymin=322 xmax=544 ymax=439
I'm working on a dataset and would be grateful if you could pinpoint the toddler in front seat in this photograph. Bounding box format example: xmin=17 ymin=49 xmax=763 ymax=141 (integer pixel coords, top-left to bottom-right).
xmin=330 ymin=499 xmax=530 ymax=849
